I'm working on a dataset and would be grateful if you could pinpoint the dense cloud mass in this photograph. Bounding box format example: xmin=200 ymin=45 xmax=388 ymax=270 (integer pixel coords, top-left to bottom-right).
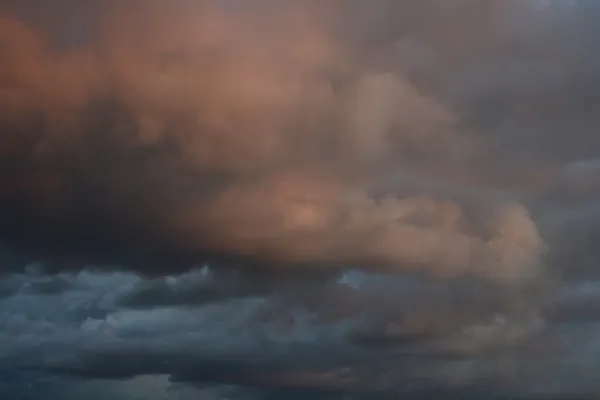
xmin=0 ymin=0 xmax=549 ymax=280
xmin=2 ymin=0 xmax=600 ymax=398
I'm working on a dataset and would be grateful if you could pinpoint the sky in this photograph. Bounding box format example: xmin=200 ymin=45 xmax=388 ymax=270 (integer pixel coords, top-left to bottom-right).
xmin=1 ymin=0 xmax=600 ymax=398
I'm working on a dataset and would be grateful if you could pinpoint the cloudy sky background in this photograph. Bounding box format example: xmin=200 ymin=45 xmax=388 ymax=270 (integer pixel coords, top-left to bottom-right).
xmin=2 ymin=0 xmax=600 ymax=398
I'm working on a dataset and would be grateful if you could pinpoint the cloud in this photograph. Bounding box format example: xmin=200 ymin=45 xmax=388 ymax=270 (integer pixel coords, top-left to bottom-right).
xmin=0 ymin=0 xmax=551 ymax=283
xmin=0 ymin=268 xmax=596 ymax=398
xmin=4 ymin=1 xmax=600 ymax=399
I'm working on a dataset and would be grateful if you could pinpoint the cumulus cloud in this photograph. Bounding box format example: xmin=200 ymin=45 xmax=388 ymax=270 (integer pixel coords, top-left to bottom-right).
xmin=0 ymin=0 xmax=550 ymax=282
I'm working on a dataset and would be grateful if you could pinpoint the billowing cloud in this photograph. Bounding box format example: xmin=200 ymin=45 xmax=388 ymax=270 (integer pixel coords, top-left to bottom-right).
xmin=0 ymin=0 xmax=552 ymax=282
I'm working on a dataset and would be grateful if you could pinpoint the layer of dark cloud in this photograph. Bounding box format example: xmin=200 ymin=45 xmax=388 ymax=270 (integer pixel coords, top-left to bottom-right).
xmin=0 ymin=268 xmax=597 ymax=399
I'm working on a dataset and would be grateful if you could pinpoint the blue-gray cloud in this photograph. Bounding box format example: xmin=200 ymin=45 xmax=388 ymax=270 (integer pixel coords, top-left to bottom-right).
xmin=0 ymin=268 xmax=596 ymax=398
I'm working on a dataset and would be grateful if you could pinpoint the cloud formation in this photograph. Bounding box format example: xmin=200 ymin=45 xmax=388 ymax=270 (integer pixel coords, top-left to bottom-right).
xmin=3 ymin=0 xmax=600 ymax=398
xmin=0 ymin=0 xmax=553 ymax=283
xmin=0 ymin=268 xmax=595 ymax=399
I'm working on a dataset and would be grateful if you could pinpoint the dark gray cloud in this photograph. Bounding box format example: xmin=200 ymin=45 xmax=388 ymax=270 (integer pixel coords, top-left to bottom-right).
xmin=0 ymin=268 xmax=595 ymax=399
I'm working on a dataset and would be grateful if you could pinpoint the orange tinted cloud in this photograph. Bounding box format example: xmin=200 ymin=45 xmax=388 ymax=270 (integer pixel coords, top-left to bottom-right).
xmin=0 ymin=1 xmax=545 ymax=281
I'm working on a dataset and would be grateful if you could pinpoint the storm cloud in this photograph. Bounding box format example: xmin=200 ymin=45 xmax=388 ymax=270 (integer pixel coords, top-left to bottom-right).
xmin=2 ymin=0 xmax=600 ymax=399
xmin=0 ymin=0 xmax=552 ymax=282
